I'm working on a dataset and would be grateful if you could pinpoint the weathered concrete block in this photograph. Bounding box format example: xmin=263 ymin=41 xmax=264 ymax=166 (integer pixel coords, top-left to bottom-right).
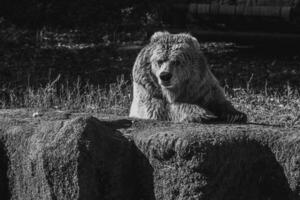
xmin=0 ymin=112 xmax=135 ymax=200
xmin=132 ymin=121 xmax=300 ymax=200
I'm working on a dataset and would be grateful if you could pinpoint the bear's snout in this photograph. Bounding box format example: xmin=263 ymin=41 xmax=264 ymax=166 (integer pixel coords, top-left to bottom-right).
xmin=159 ymin=72 xmax=172 ymax=82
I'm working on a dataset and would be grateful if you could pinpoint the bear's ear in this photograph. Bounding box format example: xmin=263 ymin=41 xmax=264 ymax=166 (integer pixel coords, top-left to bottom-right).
xmin=187 ymin=34 xmax=201 ymax=50
xmin=178 ymin=33 xmax=201 ymax=50
xmin=150 ymin=31 xmax=170 ymax=43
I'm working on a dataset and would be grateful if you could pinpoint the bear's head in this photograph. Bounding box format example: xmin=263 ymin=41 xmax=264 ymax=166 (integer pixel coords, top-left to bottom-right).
xmin=149 ymin=31 xmax=208 ymax=103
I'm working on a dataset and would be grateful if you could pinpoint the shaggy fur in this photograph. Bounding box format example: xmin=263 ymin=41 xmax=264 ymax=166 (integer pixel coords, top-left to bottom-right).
xmin=129 ymin=31 xmax=247 ymax=123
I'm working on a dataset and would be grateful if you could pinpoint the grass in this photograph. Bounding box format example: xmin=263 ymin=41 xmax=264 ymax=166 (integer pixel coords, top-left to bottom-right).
xmin=231 ymin=87 xmax=300 ymax=128
xmin=0 ymin=75 xmax=132 ymax=116
xmin=1 ymin=75 xmax=299 ymax=128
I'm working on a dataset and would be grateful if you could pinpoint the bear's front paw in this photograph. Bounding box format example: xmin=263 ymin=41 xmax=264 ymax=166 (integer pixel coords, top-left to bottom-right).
xmin=221 ymin=111 xmax=247 ymax=124
xmin=182 ymin=114 xmax=219 ymax=123
xmin=181 ymin=115 xmax=203 ymax=123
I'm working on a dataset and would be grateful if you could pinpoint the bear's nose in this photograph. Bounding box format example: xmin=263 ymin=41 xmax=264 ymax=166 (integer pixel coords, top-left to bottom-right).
xmin=159 ymin=72 xmax=172 ymax=82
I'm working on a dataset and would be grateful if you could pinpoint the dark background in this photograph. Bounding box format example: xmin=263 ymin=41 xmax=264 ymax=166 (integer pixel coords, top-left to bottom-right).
xmin=0 ymin=0 xmax=161 ymax=29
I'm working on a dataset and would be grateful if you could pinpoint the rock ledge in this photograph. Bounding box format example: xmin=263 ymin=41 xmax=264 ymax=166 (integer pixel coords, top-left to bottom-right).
xmin=0 ymin=110 xmax=299 ymax=200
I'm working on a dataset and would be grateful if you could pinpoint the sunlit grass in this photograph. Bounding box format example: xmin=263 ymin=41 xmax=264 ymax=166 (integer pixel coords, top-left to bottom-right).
xmin=230 ymin=86 xmax=300 ymax=128
xmin=1 ymin=76 xmax=299 ymax=128
xmin=1 ymin=75 xmax=131 ymax=115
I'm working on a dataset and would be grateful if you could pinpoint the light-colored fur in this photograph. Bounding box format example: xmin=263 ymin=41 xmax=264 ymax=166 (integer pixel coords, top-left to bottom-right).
xmin=129 ymin=31 xmax=247 ymax=123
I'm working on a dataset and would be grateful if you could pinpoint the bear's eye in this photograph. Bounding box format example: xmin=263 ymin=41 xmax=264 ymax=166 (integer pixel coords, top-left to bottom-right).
xmin=172 ymin=60 xmax=181 ymax=66
xmin=157 ymin=60 xmax=164 ymax=65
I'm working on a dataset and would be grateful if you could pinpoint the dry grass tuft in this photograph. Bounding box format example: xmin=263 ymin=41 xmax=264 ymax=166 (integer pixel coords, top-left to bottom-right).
xmin=1 ymin=75 xmax=131 ymax=115
xmin=230 ymin=86 xmax=300 ymax=128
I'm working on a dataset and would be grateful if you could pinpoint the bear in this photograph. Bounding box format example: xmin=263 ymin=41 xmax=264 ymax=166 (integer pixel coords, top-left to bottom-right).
xmin=129 ymin=31 xmax=247 ymax=123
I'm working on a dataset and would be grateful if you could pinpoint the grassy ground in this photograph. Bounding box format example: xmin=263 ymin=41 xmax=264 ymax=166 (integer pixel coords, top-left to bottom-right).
xmin=0 ymin=25 xmax=299 ymax=127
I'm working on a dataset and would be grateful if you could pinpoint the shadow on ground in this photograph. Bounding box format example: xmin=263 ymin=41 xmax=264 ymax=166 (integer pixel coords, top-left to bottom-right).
xmin=204 ymin=43 xmax=300 ymax=91
xmin=0 ymin=44 xmax=137 ymax=88
xmin=1 ymin=29 xmax=300 ymax=93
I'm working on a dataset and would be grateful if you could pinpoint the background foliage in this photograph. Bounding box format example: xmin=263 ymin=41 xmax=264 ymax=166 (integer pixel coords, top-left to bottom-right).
xmin=0 ymin=0 xmax=162 ymax=28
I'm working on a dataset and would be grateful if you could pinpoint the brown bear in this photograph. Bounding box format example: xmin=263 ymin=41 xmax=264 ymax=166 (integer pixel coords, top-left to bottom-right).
xmin=129 ymin=31 xmax=247 ymax=123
